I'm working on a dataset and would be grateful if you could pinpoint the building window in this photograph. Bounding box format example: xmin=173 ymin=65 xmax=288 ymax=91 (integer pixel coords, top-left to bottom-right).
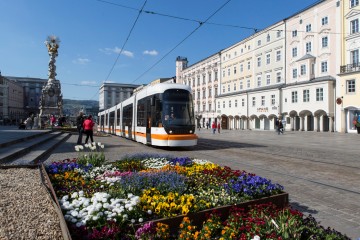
xmin=303 ymin=89 xmax=310 ymax=102
xmin=215 ymin=87 xmax=218 ymax=96
xmin=223 ymin=101 xmax=225 ymax=108
xmin=235 ymin=99 xmax=238 ymax=107
xmin=223 ymin=71 xmax=225 ymax=77
xmin=252 ymin=97 xmax=256 ymax=107
xmin=257 ymin=76 xmax=262 ymax=87
xmin=261 ymin=96 xmax=265 ymax=106
xmin=228 ymin=69 xmax=230 ymax=76
xmin=351 ymin=49 xmax=359 ymax=64
xmin=271 ymin=95 xmax=275 ymax=105
xmin=222 ymin=86 xmax=225 ymax=93
xmin=215 ymin=72 xmax=218 ymax=80
xmin=266 ymin=54 xmax=271 ymax=64
xmin=321 ymin=61 xmax=328 ymax=73
xmin=203 ymin=104 xmax=206 ymax=111
xmin=192 ymin=79 xmax=195 ymax=87
xmin=291 ymin=91 xmax=298 ymax=103
xmin=234 ymin=66 xmax=237 ymax=74
xmin=228 ymin=84 xmax=230 ymax=92
xmin=208 ymin=73 xmax=212 ymax=82
xmin=197 ymin=91 xmax=200 ymax=99
xmin=351 ymin=19 xmax=359 ymax=34
xmin=267 ymin=34 xmax=270 ymax=42
xmin=266 ymin=74 xmax=271 ymax=85
xmin=240 ymin=64 xmax=243 ymax=72
xmin=322 ymin=16 xmax=328 ymax=25
xmin=277 ymin=30 xmax=281 ymax=38
xmin=322 ymin=36 xmax=328 ymax=48
xmin=209 ymin=103 xmax=212 ymax=111
xmin=293 ymin=68 xmax=297 ymax=79
xmin=202 ymin=75 xmax=206 ymax=84
xmin=351 ymin=0 xmax=359 ymax=8
xmin=258 ymin=40 xmax=261 ymax=46
xmin=306 ymin=42 xmax=312 ymax=53
xmin=218 ymin=101 xmax=220 ymax=109
xmin=301 ymin=65 xmax=306 ymax=75
xmin=197 ymin=76 xmax=200 ymax=85
xmin=292 ymin=30 xmax=297 ymax=37
xmin=257 ymin=57 xmax=261 ymax=67
xmin=276 ymin=72 xmax=281 ymax=83
xmin=233 ymin=83 xmax=236 ymax=91
xmin=202 ymin=90 xmax=205 ymax=98
xmin=240 ymin=81 xmax=243 ymax=90
xmin=242 ymin=98 xmax=245 ymax=107
xmin=276 ymin=50 xmax=281 ymax=61
xmin=248 ymin=61 xmax=251 ymax=70
xmin=247 ymin=79 xmax=250 ymax=88
xmin=316 ymin=88 xmax=324 ymax=101
xmin=208 ymin=89 xmax=212 ymax=97
xmin=292 ymin=47 xmax=297 ymax=57
xmin=306 ymin=24 xmax=312 ymax=32
xmin=347 ymin=79 xmax=356 ymax=93
xmin=229 ymin=100 xmax=231 ymax=108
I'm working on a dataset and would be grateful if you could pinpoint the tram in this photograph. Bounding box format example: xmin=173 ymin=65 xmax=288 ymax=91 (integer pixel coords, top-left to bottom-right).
xmin=98 ymin=82 xmax=197 ymax=147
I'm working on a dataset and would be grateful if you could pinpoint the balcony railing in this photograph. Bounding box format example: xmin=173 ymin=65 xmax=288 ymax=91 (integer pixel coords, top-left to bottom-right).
xmin=340 ymin=63 xmax=360 ymax=74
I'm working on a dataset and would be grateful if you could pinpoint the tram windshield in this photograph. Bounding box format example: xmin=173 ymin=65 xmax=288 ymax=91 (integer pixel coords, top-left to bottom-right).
xmin=162 ymin=89 xmax=195 ymax=127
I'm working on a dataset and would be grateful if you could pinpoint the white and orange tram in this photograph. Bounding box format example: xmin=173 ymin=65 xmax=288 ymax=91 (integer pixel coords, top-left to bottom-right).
xmin=98 ymin=83 xmax=198 ymax=147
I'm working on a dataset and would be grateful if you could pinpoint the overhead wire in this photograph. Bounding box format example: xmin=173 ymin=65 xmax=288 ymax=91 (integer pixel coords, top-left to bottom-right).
xmin=131 ymin=0 xmax=233 ymax=84
xmin=103 ymin=0 xmax=148 ymax=83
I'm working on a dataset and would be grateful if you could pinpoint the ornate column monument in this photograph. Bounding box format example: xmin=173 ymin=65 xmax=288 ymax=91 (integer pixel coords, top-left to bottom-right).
xmin=39 ymin=35 xmax=63 ymax=121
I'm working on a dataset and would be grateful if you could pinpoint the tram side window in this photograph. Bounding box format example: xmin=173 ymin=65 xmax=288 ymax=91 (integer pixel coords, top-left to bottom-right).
xmin=100 ymin=115 xmax=104 ymax=127
xmin=123 ymin=104 xmax=133 ymax=126
xmin=117 ymin=109 xmax=121 ymax=126
xmin=137 ymin=99 xmax=145 ymax=127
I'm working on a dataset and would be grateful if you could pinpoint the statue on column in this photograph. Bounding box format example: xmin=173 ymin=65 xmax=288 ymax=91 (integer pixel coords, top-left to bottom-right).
xmin=39 ymin=35 xmax=63 ymax=123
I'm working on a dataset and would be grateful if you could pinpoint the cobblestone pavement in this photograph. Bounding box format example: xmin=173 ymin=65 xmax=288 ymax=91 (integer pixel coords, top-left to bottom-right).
xmin=14 ymin=128 xmax=360 ymax=239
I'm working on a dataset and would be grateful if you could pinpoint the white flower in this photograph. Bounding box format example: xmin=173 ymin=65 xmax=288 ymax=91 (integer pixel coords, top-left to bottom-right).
xmin=147 ymin=210 xmax=152 ymax=215
xmin=75 ymin=146 xmax=80 ymax=152
xmin=92 ymin=142 xmax=96 ymax=146
xmin=139 ymin=218 xmax=143 ymax=223
xmin=84 ymin=143 xmax=89 ymax=148
xmin=131 ymin=219 xmax=135 ymax=223
xmin=97 ymin=142 xmax=102 ymax=146
xmin=79 ymin=145 xmax=84 ymax=150
xmin=76 ymin=222 xmax=83 ymax=227
xmin=101 ymin=145 xmax=105 ymax=149
xmin=71 ymin=192 xmax=78 ymax=199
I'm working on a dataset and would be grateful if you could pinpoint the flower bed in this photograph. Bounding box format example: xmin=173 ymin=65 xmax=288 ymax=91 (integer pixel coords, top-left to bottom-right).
xmin=45 ymin=144 xmax=351 ymax=240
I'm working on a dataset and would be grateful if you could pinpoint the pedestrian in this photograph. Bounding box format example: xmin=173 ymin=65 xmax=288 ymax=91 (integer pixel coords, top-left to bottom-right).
xmin=33 ymin=114 xmax=39 ymax=129
xmin=277 ymin=119 xmax=284 ymax=135
xmin=83 ymin=115 xmax=95 ymax=144
xmin=206 ymin=122 xmax=209 ymax=129
xmin=356 ymin=114 xmax=360 ymax=134
xmin=211 ymin=122 xmax=216 ymax=134
xmin=197 ymin=123 xmax=201 ymax=131
xmin=25 ymin=116 xmax=32 ymax=130
xmin=50 ymin=115 xmax=56 ymax=129
xmin=76 ymin=112 xmax=85 ymax=145
xmin=217 ymin=122 xmax=221 ymax=133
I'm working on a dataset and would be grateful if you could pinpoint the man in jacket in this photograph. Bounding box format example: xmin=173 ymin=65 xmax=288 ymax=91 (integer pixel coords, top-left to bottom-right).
xmin=76 ymin=112 xmax=84 ymax=145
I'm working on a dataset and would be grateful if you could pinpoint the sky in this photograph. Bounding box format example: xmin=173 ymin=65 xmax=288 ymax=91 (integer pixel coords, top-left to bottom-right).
xmin=0 ymin=0 xmax=319 ymax=101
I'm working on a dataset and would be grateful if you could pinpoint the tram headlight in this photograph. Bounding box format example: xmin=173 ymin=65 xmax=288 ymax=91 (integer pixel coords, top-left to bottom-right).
xmin=189 ymin=130 xmax=192 ymax=133
xmin=169 ymin=130 xmax=173 ymax=134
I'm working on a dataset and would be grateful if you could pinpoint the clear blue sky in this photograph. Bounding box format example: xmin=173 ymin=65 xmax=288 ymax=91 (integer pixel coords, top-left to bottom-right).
xmin=0 ymin=0 xmax=318 ymax=100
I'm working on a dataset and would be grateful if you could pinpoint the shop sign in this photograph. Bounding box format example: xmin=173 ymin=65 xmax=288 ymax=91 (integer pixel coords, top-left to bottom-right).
xmin=257 ymin=107 xmax=268 ymax=112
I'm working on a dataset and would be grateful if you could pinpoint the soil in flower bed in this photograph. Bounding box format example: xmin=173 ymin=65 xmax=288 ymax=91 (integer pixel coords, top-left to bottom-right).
xmin=0 ymin=167 xmax=64 ymax=240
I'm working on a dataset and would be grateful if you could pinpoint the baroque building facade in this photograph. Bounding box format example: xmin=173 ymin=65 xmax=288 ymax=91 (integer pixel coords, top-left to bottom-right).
xmin=176 ymin=54 xmax=220 ymax=128
xmin=176 ymin=0 xmax=350 ymax=132
xmin=337 ymin=0 xmax=360 ymax=133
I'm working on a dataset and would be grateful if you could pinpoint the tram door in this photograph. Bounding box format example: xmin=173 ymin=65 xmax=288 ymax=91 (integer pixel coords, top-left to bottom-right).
xmin=146 ymin=97 xmax=153 ymax=144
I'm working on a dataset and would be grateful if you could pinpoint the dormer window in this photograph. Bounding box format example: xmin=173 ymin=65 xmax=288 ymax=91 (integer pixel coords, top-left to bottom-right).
xmin=306 ymin=24 xmax=312 ymax=32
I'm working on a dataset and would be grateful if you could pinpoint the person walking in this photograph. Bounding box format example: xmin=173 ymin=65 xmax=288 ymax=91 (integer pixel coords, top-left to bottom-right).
xmin=217 ymin=122 xmax=221 ymax=133
xmin=76 ymin=112 xmax=85 ymax=145
xmin=83 ymin=115 xmax=95 ymax=144
xmin=211 ymin=122 xmax=216 ymax=134
xmin=32 ymin=114 xmax=39 ymax=129
xmin=25 ymin=116 xmax=32 ymax=130
xmin=356 ymin=114 xmax=360 ymax=134
xmin=277 ymin=119 xmax=284 ymax=135
xmin=50 ymin=115 xmax=56 ymax=129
